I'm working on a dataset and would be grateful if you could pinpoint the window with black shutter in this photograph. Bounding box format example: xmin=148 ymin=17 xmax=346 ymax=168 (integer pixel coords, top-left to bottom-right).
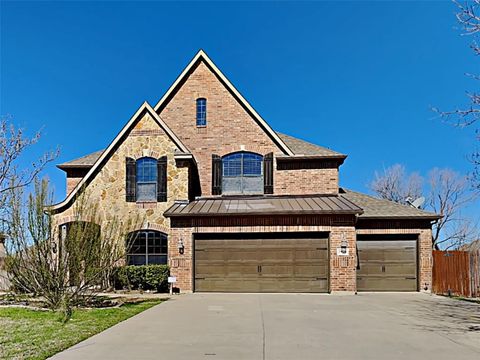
xmin=157 ymin=156 xmax=167 ymax=202
xmin=221 ymin=152 xmax=264 ymax=195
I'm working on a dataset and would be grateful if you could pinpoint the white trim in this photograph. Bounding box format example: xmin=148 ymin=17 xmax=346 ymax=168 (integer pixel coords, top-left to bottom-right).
xmin=50 ymin=101 xmax=189 ymax=211
xmin=153 ymin=50 xmax=294 ymax=156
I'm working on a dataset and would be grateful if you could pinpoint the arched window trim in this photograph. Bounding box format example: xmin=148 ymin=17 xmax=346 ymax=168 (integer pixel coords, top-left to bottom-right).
xmin=222 ymin=151 xmax=263 ymax=177
xmin=196 ymin=98 xmax=207 ymax=127
xmin=136 ymin=157 xmax=158 ymax=202
xmin=126 ymin=230 xmax=168 ymax=266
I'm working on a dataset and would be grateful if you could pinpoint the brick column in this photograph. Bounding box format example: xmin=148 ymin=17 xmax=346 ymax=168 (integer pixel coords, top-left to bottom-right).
xmin=330 ymin=226 xmax=357 ymax=293
xmin=419 ymin=228 xmax=433 ymax=292
xmin=168 ymin=227 xmax=193 ymax=292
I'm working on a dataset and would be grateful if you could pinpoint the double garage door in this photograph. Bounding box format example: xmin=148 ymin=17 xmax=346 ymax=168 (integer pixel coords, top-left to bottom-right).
xmin=194 ymin=233 xmax=329 ymax=293
xmin=356 ymin=235 xmax=418 ymax=291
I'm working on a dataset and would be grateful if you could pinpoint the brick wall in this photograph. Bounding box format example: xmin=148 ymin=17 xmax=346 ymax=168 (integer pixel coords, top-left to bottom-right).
xmin=356 ymin=220 xmax=433 ymax=292
xmin=168 ymin=215 xmax=357 ymax=293
xmin=158 ymin=60 xmax=339 ymax=196
xmin=158 ymin=61 xmax=283 ymax=197
xmin=275 ymin=167 xmax=338 ymax=195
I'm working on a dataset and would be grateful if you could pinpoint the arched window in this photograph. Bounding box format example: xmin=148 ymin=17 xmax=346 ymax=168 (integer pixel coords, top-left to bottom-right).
xmin=222 ymin=152 xmax=263 ymax=195
xmin=196 ymin=98 xmax=207 ymax=126
xmin=126 ymin=230 xmax=168 ymax=266
xmin=136 ymin=157 xmax=157 ymax=202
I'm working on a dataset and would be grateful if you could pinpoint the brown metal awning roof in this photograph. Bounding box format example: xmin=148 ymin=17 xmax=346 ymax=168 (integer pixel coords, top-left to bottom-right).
xmin=164 ymin=195 xmax=363 ymax=217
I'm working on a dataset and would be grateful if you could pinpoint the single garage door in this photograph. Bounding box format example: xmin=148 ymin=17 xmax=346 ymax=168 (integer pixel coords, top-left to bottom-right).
xmin=194 ymin=232 xmax=329 ymax=293
xmin=357 ymin=235 xmax=418 ymax=291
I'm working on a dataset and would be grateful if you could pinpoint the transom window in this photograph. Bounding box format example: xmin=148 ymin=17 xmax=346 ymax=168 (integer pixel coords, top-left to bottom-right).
xmin=136 ymin=157 xmax=157 ymax=202
xmin=196 ymin=98 xmax=207 ymax=126
xmin=222 ymin=152 xmax=263 ymax=195
xmin=126 ymin=230 xmax=168 ymax=266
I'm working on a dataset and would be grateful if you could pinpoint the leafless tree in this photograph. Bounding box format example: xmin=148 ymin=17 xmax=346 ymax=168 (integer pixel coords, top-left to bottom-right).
xmin=433 ymin=1 xmax=480 ymax=189
xmin=5 ymin=179 xmax=140 ymax=320
xmin=369 ymin=164 xmax=423 ymax=205
xmin=428 ymin=168 xmax=478 ymax=249
xmin=370 ymin=165 xmax=478 ymax=249
xmin=0 ymin=115 xmax=58 ymax=226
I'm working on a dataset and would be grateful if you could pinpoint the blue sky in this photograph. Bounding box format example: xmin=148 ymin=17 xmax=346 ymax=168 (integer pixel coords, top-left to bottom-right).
xmin=1 ymin=1 xmax=479 ymax=215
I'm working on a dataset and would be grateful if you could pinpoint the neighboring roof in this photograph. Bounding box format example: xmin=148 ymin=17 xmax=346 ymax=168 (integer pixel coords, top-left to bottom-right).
xmin=276 ymin=132 xmax=346 ymax=158
xmin=340 ymin=188 xmax=441 ymax=220
xmin=153 ymin=50 xmax=295 ymax=156
xmin=164 ymin=195 xmax=363 ymax=217
xmin=57 ymin=150 xmax=104 ymax=169
xmin=51 ymin=102 xmax=190 ymax=212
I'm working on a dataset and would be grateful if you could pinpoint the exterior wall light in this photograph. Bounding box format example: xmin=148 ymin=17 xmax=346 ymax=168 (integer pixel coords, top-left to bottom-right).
xmin=178 ymin=238 xmax=185 ymax=255
xmin=336 ymin=232 xmax=349 ymax=256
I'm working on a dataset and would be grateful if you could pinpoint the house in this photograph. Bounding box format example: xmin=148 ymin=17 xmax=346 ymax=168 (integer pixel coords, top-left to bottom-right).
xmin=50 ymin=50 xmax=440 ymax=293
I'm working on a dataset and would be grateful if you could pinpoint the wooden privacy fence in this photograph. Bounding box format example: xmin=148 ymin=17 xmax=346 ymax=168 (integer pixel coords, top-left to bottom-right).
xmin=432 ymin=250 xmax=480 ymax=298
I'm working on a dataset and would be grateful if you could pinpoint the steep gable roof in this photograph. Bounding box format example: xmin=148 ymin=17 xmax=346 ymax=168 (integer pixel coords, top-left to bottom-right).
xmin=154 ymin=50 xmax=295 ymax=156
xmin=50 ymin=101 xmax=190 ymax=212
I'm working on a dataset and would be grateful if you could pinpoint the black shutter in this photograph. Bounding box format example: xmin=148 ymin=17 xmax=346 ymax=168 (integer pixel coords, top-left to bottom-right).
xmin=157 ymin=156 xmax=167 ymax=202
xmin=126 ymin=157 xmax=136 ymax=202
xmin=212 ymin=154 xmax=222 ymax=195
xmin=264 ymin=152 xmax=274 ymax=194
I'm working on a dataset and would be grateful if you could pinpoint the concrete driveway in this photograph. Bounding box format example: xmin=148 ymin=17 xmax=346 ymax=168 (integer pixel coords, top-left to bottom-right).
xmin=51 ymin=293 xmax=480 ymax=360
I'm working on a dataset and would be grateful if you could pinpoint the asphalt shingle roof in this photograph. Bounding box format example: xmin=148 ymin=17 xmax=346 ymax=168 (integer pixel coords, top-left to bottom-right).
xmin=276 ymin=132 xmax=345 ymax=157
xmin=57 ymin=150 xmax=104 ymax=169
xmin=57 ymin=132 xmax=345 ymax=169
xmin=340 ymin=188 xmax=440 ymax=219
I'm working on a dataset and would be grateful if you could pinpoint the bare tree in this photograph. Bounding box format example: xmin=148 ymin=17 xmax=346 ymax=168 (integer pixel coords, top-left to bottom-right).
xmin=0 ymin=115 xmax=58 ymax=226
xmin=370 ymin=165 xmax=478 ymax=249
xmin=369 ymin=164 xmax=423 ymax=204
xmin=428 ymin=168 xmax=478 ymax=249
xmin=434 ymin=1 xmax=480 ymax=189
xmin=5 ymin=179 xmax=140 ymax=320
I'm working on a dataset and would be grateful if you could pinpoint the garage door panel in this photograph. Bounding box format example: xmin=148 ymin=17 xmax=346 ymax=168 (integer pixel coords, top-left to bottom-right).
xmin=357 ymin=277 xmax=417 ymax=292
xmin=357 ymin=238 xmax=418 ymax=292
xmin=194 ymin=235 xmax=329 ymax=293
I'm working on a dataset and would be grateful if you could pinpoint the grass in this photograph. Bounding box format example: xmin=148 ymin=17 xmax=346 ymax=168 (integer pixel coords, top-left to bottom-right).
xmin=0 ymin=299 xmax=164 ymax=360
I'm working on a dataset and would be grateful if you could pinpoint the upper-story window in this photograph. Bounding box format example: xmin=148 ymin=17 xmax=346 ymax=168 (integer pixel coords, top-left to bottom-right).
xmin=136 ymin=157 xmax=157 ymax=201
xmin=126 ymin=156 xmax=167 ymax=203
xmin=196 ymin=98 xmax=207 ymax=126
xmin=222 ymin=152 xmax=263 ymax=195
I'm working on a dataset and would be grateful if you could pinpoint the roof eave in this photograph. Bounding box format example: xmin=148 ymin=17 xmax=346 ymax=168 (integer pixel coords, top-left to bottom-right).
xmin=358 ymin=215 xmax=442 ymax=221
xmin=56 ymin=164 xmax=93 ymax=171
xmin=165 ymin=210 xmax=363 ymax=218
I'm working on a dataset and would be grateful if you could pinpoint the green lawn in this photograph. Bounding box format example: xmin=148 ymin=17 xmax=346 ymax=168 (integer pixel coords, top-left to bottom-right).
xmin=0 ymin=300 xmax=164 ymax=360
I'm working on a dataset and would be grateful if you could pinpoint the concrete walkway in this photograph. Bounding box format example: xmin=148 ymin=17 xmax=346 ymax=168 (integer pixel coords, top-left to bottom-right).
xmin=51 ymin=293 xmax=480 ymax=360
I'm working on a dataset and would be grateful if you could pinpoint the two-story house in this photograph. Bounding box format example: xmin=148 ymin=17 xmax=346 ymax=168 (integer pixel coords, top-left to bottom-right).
xmin=50 ymin=50 xmax=440 ymax=293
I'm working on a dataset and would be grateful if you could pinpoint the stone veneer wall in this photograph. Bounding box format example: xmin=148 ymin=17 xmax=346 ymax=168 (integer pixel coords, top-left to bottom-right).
xmin=53 ymin=112 xmax=189 ymax=235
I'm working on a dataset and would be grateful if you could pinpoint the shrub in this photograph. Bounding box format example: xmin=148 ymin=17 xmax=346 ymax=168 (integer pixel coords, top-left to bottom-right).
xmin=112 ymin=265 xmax=169 ymax=292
